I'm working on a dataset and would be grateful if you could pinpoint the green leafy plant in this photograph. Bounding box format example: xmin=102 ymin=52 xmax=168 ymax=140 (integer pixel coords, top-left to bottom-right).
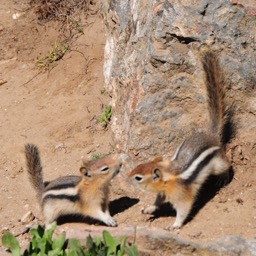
xmin=100 ymin=88 xmax=106 ymax=95
xmin=98 ymin=106 xmax=112 ymax=128
xmin=35 ymin=41 xmax=69 ymax=71
xmin=85 ymin=230 xmax=138 ymax=256
xmin=2 ymin=223 xmax=138 ymax=256
xmin=68 ymin=16 xmax=84 ymax=34
xmin=91 ymin=153 xmax=105 ymax=160
xmin=2 ymin=231 xmax=20 ymax=256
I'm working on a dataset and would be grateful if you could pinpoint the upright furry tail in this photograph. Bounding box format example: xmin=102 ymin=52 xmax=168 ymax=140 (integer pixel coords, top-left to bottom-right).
xmin=25 ymin=144 xmax=44 ymax=200
xmin=202 ymin=51 xmax=235 ymax=146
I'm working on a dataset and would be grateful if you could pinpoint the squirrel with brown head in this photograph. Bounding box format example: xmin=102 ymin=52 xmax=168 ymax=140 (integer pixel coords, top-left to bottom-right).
xmin=128 ymin=51 xmax=235 ymax=230
xmin=25 ymin=144 xmax=123 ymax=228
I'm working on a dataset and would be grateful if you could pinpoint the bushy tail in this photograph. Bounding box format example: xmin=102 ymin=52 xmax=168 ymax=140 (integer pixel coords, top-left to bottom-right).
xmin=25 ymin=144 xmax=44 ymax=200
xmin=202 ymin=51 xmax=235 ymax=146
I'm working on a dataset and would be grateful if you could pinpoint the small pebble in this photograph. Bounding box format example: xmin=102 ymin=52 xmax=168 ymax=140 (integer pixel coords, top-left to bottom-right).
xmin=14 ymin=226 xmax=30 ymax=237
xmin=1 ymin=226 xmax=9 ymax=232
xmin=0 ymin=79 xmax=7 ymax=86
xmin=12 ymin=13 xmax=22 ymax=20
xmin=55 ymin=143 xmax=64 ymax=149
xmin=20 ymin=211 xmax=35 ymax=224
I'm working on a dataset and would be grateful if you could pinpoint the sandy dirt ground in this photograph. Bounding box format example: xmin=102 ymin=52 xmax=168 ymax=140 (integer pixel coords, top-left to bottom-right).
xmin=0 ymin=0 xmax=255 ymax=252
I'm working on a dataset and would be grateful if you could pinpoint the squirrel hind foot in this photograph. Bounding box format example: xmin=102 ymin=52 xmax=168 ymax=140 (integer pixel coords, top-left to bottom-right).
xmin=164 ymin=224 xmax=181 ymax=231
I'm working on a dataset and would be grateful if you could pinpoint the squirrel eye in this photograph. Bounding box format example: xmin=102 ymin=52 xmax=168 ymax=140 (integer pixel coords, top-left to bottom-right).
xmin=134 ymin=175 xmax=143 ymax=182
xmin=100 ymin=166 xmax=109 ymax=172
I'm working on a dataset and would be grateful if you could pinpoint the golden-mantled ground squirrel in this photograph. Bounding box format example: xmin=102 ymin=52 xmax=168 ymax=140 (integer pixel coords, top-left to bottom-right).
xmin=25 ymin=144 xmax=122 ymax=228
xmin=128 ymin=51 xmax=235 ymax=230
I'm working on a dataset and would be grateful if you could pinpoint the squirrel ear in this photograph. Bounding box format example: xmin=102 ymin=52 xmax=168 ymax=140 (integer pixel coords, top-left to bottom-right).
xmin=153 ymin=168 xmax=161 ymax=180
xmin=158 ymin=160 xmax=171 ymax=168
xmin=152 ymin=156 xmax=163 ymax=163
xmin=80 ymin=167 xmax=91 ymax=177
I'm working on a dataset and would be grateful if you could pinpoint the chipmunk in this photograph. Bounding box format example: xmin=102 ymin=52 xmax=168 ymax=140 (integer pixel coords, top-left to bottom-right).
xmin=128 ymin=51 xmax=235 ymax=230
xmin=25 ymin=144 xmax=122 ymax=228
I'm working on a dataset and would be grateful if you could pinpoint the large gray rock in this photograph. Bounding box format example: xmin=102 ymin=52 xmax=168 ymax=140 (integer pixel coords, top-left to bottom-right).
xmin=101 ymin=0 xmax=256 ymax=162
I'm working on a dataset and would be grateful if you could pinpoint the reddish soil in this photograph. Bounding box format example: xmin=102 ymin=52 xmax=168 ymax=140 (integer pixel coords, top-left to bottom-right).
xmin=0 ymin=0 xmax=255 ymax=252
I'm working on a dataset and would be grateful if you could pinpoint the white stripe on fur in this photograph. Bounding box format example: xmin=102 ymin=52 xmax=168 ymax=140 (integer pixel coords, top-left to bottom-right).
xmin=178 ymin=146 xmax=220 ymax=180
xmin=43 ymin=187 xmax=78 ymax=199
xmin=171 ymin=141 xmax=185 ymax=161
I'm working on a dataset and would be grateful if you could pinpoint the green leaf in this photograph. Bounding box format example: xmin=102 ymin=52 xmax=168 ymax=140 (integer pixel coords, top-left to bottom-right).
xmin=86 ymin=235 xmax=94 ymax=250
xmin=102 ymin=230 xmax=118 ymax=255
xmin=48 ymin=248 xmax=64 ymax=256
xmin=27 ymin=223 xmax=58 ymax=254
xmin=125 ymin=245 xmax=139 ymax=256
xmin=98 ymin=106 xmax=112 ymax=128
xmin=30 ymin=224 xmax=44 ymax=239
xmin=93 ymin=236 xmax=102 ymax=248
xmin=68 ymin=239 xmax=82 ymax=250
xmin=37 ymin=236 xmax=47 ymax=253
xmin=67 ymin=239 xmax=85 ymax=256
xmin=118 ymin=236 xmax=127 ymax=255
xmin=52 ymin=233 xmax=66 ymax=251
xmin=68 ymin=251 xmax=79 ymax=256
xmin=2 ymin=231 xmax=20 ymax=256
xmin=44 ymin=222 xmax=57 ymax=242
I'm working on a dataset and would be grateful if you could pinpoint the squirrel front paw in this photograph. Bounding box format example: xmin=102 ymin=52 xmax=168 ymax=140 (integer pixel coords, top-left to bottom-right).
xmin=104 ymin=216 xmax=117 ymax=227
xmin=142 ymin=205 xmax=158 ymax=214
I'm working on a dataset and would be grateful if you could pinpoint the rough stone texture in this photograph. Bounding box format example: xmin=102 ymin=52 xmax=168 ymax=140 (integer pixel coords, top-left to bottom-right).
xmin=101 ymin=0 xmax=256 ymax=162
xmin=58 ymin=225 xmax=256 ymax=255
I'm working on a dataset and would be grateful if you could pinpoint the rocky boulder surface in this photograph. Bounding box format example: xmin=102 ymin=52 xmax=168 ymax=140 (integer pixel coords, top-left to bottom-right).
xmin=101 ymin=0 xmax=256 ymax=162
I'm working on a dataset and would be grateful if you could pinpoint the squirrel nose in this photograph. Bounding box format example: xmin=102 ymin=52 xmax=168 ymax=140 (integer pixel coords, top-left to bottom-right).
xmin=118 ymin=153 xmax=129 ymax=163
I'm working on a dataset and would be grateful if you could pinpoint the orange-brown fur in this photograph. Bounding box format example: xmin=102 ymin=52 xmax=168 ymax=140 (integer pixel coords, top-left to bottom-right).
xmin=25 ymin=144 xmax=122 ymax=228
xmin=128 ymin=51 xmax=235 ymax=230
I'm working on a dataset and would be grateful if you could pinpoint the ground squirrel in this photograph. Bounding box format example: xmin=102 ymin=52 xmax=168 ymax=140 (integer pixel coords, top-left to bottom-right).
xmin=25 ymin=144 xmax=123 ymax=228
xmin=128 ymin=51 xmax=235 ymax=230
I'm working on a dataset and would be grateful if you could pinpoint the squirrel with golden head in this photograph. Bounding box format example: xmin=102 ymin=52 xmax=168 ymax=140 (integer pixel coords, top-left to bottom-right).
xmin=25 ymin=144 xmax=122 ymax=228
xmin=128 ymin=51 xmax=235 ymax=230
